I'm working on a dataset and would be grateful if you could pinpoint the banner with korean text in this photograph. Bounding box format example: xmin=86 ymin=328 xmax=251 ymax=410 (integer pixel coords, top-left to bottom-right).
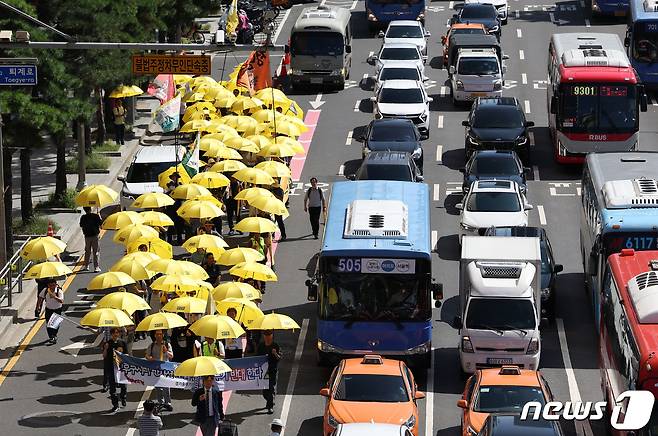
xmin=114 ymin=352 xmax=269 ymax=391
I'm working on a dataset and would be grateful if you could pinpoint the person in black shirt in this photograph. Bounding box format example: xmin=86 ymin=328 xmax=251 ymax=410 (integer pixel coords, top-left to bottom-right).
xmin=270 ymin=182 xmax=287 ymax=241
xmin=256 ymin=330 xmax=281 ymax=414
xmin=202 ymin=253 xmax=221 ymax=286
xmin=103 ymin=327 xmax=127 ymax=413
xmin=80 ymin=207 xmax=102 ymax=271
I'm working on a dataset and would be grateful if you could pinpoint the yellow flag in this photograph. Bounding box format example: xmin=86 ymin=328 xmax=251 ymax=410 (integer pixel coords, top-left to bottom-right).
xmin=226 ymin=0 xmax=239 ymax=34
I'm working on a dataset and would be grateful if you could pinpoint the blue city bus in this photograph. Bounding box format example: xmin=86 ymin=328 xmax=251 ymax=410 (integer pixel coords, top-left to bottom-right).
xmin=590 ymin=0 xmax=629 ymax=16
xmin=305 ymin=181 xmax=441 ymax=368
xmin=626 ymin=0 xmax=658 ymax=88
xmin=365 ymin=0 xmax=426 ymax=33
xmin=580 ymin=152 xmax=658 ymax=327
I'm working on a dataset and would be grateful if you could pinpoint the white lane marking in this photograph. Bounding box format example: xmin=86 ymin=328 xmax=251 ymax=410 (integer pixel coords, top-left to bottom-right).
xmin=125 ymin=387 xmax=154 ymax=436
xmin=517 ymin=28 xmax=522 ymax=38
xmin=273 ymin=8 xmax=291 ymax=45
xmin=537 ymin=205 xmax=547 ymax=225
xmin=524 ymin=100 xmax=531 ymax=114
xmin=362 ymin=73 xmax=368 ymax=80
xmin=585 ymin=18 xmax=591 ymax=27
xmin=433 ymin=184 xmax=440 ymax=202
xmin=556 ymin=319 xmax=595 ymax=436
xmin=515 ymin=10 xmax=520 ymax=19
xmin=354 ymin=100 xmax=360 ymax=112
xmin=437 ymin=115 xmax=444 ymax=129
xmin=529 ymin=131 xmax=535 ymax=147
xmin=533 ymin=165 xmax=540 ymax=181
xmin=522 ymin=73 xmax=527 ymax=84
xmin=431 ymin=230 xmax=438 ymax=251
xmin=279 ymin=319 xmax=309 ymax=436
xmin=436 ymin=145 xmax=443 ymax=163
xmin=350 ymin=0 xmax=358 ymax=9
xmin=519 ymin=49 xmax=525 ymax=60
xmin=368 ymin=51 xmax=374 ymax=58
xmin=345 ymin=130 xmax=353 ymax=146
xmin=449 ymin=0 xmax=454 ymax=8
xmin=338 ymin=164 xmax=345 ymax=176
xmin=425 ymin=348 xmax=435 ymax=436
xmin=440 ymin=86 xmax=448 ymax=97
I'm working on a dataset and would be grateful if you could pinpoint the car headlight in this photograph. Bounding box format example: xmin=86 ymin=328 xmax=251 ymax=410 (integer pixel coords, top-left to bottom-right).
xmin=467 ymin=134 xmax=479 ymax=145
xmin=467 ymin=426 xmax=478 ymax=436
xmin=419 ymin=112 xmax=428 ymax=121
xmin=411 ymin=148 xmax=422 ymax=159
xmin=408 ymin=341 xmax=430 ymax=354
xmin=461 ymin=222 xmax=477 ymax=231
xmin=490 ymin=25 xmax=499 ymax=33
xmin=516 ymin=135 xmax=528 ymax=146
xmin=493 ymin=80 xmax=502 ymax=91
xmin=541 ymin=287 xmax=551 ymax=298
xmin=416 ymin=11 xmax=425 ymax=20
xmin=456 ymin=80 xmax=464 ymax=90
xmin=327 ymin=413 xmax=340 ymax=428
xmin=404 ymin=414 xmax=417 ymax=429
xmin=526 ymin=337 xmax=539 ymax=355
xmin=363 ymin=147 xmax=371 ymax=156
xmin=317 ymin=339 xmax=340 ymax=353
xmin=461 ymin=336 xmax=474 ymax=353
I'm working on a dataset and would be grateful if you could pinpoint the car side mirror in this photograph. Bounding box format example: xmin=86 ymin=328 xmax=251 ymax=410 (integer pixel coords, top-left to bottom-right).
xmin=319 ymin=387 xmax=330 ymax=397
xmin=461 ymin=120 xmax=469 ymax=127
xmin=424 ymin=30 xmax=431 ymax=37
xmin=455 ymin=203 xmax=463 ymax=210
xmin=502 ymin=54 xmax=510 ymax=60
xmin=369 ymin=96 xmax=377 ymax=102
xmin=457 ymin=399 xmax=468 ymax=409
xmin=502 ymin=65 xmax=507 ymax=74
xmin=417 ymin=175 xmax=424 ymax=182
xmin=554 ymin=264 xmax=564 ymax=273
xmin=550 ymin=96 xmax=558 ymax=114
xmin=523 ymin=167 xmax=532 ymax=174
xmin=378 ymin=30 xmax=385 ymax=38
xmin=356 ymin=134 xmax=366 ymax=142
xmin=525 ymin=121 xmax=535 ymax=127
xmin=459 ymin=167 xmax=466 ymax=173
xmin=346 ymin=174 xmax=356 ymax=180
xmin=441 ymin=35 xmax=447 ymax=44
xmin=524 ymin=204 xmax=534 ymax=211
xmin=427 ymin=97 xmax=433 ymax=103
xmin=367 ymin=55 xmax=378 ymax=65
xmin=414 ymin=391 xmax=426 ymax=400
xmin=117 ymin=175 xmax=125 ymax=182
xmin=453 ymin=315 xmax=463 ymax=329
xmin=345 ymin=45 xmax=352 ymax=54
xmin=449 ymin=65 xmax=456 ymax=75
xmin=423 ymin=76 xmax=429 ymax=82
xmin=306 ymin=279 xmax=318 ymax=301
xmin=624 ymin=36 xmax=630 ymax=47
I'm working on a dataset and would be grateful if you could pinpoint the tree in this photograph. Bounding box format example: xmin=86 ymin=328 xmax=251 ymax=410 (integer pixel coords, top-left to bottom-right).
xmin=159 ymin=0 xmax=216 ymax=43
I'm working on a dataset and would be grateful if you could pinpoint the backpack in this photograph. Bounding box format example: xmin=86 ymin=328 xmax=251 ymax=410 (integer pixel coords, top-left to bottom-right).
xmin=306 ymin=187 xmax=324 ymax=202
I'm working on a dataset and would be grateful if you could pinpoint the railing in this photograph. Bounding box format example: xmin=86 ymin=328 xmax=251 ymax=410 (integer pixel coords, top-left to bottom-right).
xmin=0 ymin=238 xmax=35 ymax=307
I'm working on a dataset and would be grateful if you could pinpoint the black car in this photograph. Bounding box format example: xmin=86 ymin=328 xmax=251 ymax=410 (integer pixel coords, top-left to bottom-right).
xmin=461 ymin=150 xmax=528 ymax=194
xmin=483 ymin=226 xmax=564 ymax=322
xmin=358 ymin=119 xmax=424 ymax=173
xmin=478 ymin=414 xmax=565 ymax=436
xmin=350 ymin=151 xmax=423 ymax=182
xmin=462 ymin=97 xmax=534 ymax=163
xmin=451 ymin=4 xmax=501 ymax=40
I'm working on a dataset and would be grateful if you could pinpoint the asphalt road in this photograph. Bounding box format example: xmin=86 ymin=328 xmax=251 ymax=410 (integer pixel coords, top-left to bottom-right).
xmin=1 ymin=1 xmax=657 ymax=435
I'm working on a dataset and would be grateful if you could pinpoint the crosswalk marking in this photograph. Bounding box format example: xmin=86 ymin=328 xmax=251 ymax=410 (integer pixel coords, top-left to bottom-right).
xmin=437 ymin=115 xmax=444 ymax=129
xmin=433 ymin=184 xmax=440 ymax=202
xmin=537 ymin=205 xmax=547 ymax=225
xmin=345 ymin=131 xmax=353 ymax=146
xmin=436 ymin=145 xmax=443 ymax=163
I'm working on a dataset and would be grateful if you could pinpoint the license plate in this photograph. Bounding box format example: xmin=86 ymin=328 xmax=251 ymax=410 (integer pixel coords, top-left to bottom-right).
xmin=487 ymin=358 xmax=513 ymax=365
xmin=310 ymin=78 xmax=323 ymax=84
xmin=471 ymin=92 xmax=487 ymax=97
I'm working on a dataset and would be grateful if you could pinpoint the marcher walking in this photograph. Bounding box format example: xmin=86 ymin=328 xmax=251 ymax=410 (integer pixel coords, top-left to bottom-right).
xmin=257 ymin=329 xmax=281 ymax=414
xmin=269 ymin=418 xmax=285 ymax=436
xmin=199 ymin=336 xmax=225 ymax=358
xmin=103 ymin=327 xmax=127 ymax=413
xmin=137 ymin=400 xmax=163 ymax=436
xmin=145 ymin=330 xmax=174 ymax=412
xmin=202 ymin=253 xmax=221 ymax=286
xmin=225 ymin=307 xmax=244 ymax=359
xmin=192 ymin=375 xmax=225 ymax=436
xmin=80 ymin=206 xmax=102 ymax=272
xmin=303 ymin=177 xmax=326 ymax=239
xmin=42 ymin=279 xmax=63 ymax=344
xmin=270 ymin=182 xmax=287 ymax=241
xmin=225 ymin=177 xmax=240 ymax=235
xmin=113 ymin=99 xmax=126 ymax=145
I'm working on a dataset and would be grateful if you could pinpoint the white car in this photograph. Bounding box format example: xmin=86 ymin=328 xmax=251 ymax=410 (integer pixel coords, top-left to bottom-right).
xmin=368 ymin=42 xmax=424 ymax=75
xmin=373 ymin=61 xmax=426 ymax=94
xmin=457 ymin=180 xmax=532 ymax=239
xmin=371 ymin=79 xmax=433 ymax=139
xmin=465 ymin=0 xmax=509 ymax=24
xmin=450 ymin=48 xmax=505 ymax=104
xmin=330 ymin=423 xmax=414 ymax=436
xmin=117 ymin=145 xmax=185 ymax=210
xmin=380 ymin=20 xmax=430 ymax=62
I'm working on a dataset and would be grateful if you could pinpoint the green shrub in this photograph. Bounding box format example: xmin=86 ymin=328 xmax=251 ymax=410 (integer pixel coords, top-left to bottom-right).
xmin=65 ymin=152 xmax=110 ymax=173
xmin=12 ymin=214 xmax=59 ymax=235
xmin=36 ymin=188 xmax=77 ymax=210
xmin=92 ymin=141 xmax=121 ymax=152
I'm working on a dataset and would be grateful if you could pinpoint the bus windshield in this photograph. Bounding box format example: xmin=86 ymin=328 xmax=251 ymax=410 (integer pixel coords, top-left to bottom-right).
xmin=632 ymin=22 xmax=658 ymax=63
xmin=290 ymin=32 xmax=344 ymax=56
xmin=603 ymin=232 xmax=658 ymax=256
xmin=319 ymin=272 xmax=430 ymax=321
xmin=560 ymin=84 xmax=638 ymax=133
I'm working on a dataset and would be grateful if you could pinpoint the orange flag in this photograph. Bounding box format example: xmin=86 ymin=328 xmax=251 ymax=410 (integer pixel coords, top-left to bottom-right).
xmin=236 ymin=50 xmax=272 ymax=93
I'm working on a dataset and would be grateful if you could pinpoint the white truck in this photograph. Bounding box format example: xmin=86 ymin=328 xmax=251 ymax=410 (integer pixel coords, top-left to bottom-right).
xmin=455 ymin=236 xmax=543 ymax=376
xmin=449 ymin=48 xmax=505 ymax=104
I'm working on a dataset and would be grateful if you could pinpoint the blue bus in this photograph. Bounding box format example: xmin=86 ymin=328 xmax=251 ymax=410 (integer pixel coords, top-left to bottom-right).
xmin=580 ymin=152 xmax=658 ymax=326
xmin=365 ymin=0 xmax=426 ymax=33
xmin=626 ymin=0 xmax=658 ymax=88
xmin=591 ymin=0 xmax=629 ymax=16
xmin=305 ymin=181 xmax=441 ymax=368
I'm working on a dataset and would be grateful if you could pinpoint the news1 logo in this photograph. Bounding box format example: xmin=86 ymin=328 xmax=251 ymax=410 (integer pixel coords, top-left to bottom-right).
xmin=520 ymin=391 xmax=655 ymax=430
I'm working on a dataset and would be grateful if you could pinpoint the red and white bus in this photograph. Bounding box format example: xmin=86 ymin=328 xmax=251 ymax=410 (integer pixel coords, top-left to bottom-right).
xmin=600 ymin=249 xmax=658 ymax=434
xmin=547 ymin=33 xmax=648 ymax=164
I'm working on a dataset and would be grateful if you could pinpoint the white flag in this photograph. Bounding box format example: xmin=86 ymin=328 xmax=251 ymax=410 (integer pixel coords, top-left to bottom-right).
xmin=154 ymin=93 xmax=181 ymax=133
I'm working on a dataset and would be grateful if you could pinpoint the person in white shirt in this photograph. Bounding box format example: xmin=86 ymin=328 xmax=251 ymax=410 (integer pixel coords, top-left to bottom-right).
xmin=42 ymin=279 xmax=64 ymax=344
xmin=269 ymin=418 xmax=284 ymax=436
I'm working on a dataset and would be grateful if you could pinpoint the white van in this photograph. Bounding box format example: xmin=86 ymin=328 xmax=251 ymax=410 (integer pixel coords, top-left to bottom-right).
xmin=449 ymin=48 xmax=505 ymax=104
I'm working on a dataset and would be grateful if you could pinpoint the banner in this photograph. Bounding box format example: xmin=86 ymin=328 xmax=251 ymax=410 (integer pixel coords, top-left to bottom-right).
xmin=181 ymin=132 xmax=200 ymax=177
xmin=114 ymin=352 xmax=269 ymax=391
xmin=147 ymin=74 xmax=175 ymax=103
xmin=154 ymin=92 xmax=181 ymax=133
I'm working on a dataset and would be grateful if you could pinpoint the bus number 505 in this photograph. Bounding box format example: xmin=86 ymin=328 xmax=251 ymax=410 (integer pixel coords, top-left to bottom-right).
xmin=338 ymin=258 xmax=361 ymax=272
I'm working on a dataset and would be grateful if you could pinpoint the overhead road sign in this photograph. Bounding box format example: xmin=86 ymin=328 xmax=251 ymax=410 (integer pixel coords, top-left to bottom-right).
xmin=132 ymin=54 xmax=211 ymax=75
xmin=0 ymin=65 xmax=37 ymax=85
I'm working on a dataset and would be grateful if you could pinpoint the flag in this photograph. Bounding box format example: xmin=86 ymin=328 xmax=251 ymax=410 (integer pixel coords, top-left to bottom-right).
xmin=147 ymin=74 xmax=175 ymax=104
xmin=226 ymin=0 xmax=239 ymax=35
xmin=182 ymin=132 xmax=200 ymax=177
xmin=153 ymin=92 xmax=181 ymax=133
xmin=233 ymin=50 xmax=272 ymax=94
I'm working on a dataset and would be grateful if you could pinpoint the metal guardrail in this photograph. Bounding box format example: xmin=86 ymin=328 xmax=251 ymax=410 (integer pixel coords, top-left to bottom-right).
xmin=0 ymin=238 xmax=34 ymax=307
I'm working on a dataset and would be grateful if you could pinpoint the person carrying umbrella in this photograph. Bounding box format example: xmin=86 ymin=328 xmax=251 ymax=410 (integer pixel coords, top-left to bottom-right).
xmin=269 ymin=182 xmax=287 ymax=241
xmin=257 ymin=329 xmax=281 ymax=414
xmin=198 ymin=336 xmax=225 ymax=359
xmin=41 ymin=278 xmax=64 ymax=344
xmin=103 ymin=327 xmax=127 ymax=413
xmin=80 ymin=206 xmax=103 ymax=272
xmin=113 ymin=99 xmax=126 ymax=145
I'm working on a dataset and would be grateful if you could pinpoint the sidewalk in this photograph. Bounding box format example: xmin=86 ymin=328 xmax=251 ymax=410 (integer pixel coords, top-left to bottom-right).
xmin=0 ymin=95 xmax=163 ymax=371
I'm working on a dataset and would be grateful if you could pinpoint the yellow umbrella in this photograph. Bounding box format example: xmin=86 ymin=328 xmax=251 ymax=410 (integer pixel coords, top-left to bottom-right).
xmin=158 ymin=166 xmax=192 ymax=189
xmin=176 ymin=280 xmax=213 ymax=299
xmin=229 ymin=261 xmax=277 ymax=282
xmin=230 ymin=96 xmax=264 ymax=114
xmin=235 ymin=217 xmax=278 ymax=234
xmin=113 ymin=224 xmax=160 ymax=245
xmin=173 ymin=356 xmax=231 ymax=377
xmin=250 ymin=109 xmax=279 ymax=124
xmin=233 ymin=168 xmax=275 ymax=185
xmin=214 ymin=94 xmax=238 ymax=109
xmin=81 ymin=308 xmax=134 ymax=327
xmin=250 ymin=195 xmax=289 ymax=217
xmin=177 ymin=199 xmax=224 ymax=220
xmin=182 ymin=91 xmax=209 ymax=103
xmin=210 ymin=160 xmax=247 ymax=173
xmin=207 ymin=121 xmax=240 ymax=136
xmin=203 ymin=130 xmax=239 ymax=143
xmin=199 ymin=137 xmax=224 ymax=152
xmin=203 ymin=144 xmax=243 ymax=160
xmin=127 ymin=238 xmax=173 ymax=259
xmin=216 ymin=298 xmax=264 ymax=326
xmin=109 ymin=85 xmax=143 ymax=98
xmin=110 ymin=258 xmax=157 ymax=280
xmin=192 ymin=76 xmax=217 ymax=88
xmin=258 ymin=143 xmax=297 ymax=158
xmin=152 ymin=275 xmax=201 ymax=293
xmin=249 ymin=313 xmax=301 ymax=331
xmin=102 ymin=211 xmax=144 ymax=230
xmin=234 ymin=187 xmax=274 ymax=202
xmin=213 ymin=281 xmax=262 ymax=301
xmin=173 ymin=74 xmax=193 ymax=85
xmin=191 ymin=171 xmax=230 ymax=189
xmin=97 ymin=291 xmax=150 ymax=315
xmin=190 ymin=315 xmax=245 ymax=339
xmin=147 ymin=259 xmax=209 ymax=280
xmin=132 ymin=192 xmax=175 ymax=209
xmin=180 ymin=119 xmax=212 ymax=133
xmin=23 ymin=261 xmax=73 ymax=280
xmin=184 ymin=110 xmax=220 ymax=122
xmin=254 ymin=88 xmax=290 ymax=105
xmin=136 ymin=312 xmax=188 ymax=331
xmin=139 ymin=211 xmax=174 ymax=227
xmin=113 ymin=251 xmax=160 ymax=268
xmin=162 ymin=296 xmax=207 ymax=313
xmin=255 ymin=161 xmax=292 ymax=178
xmin=242 ymin=123 xmax=268 ymax=137
xmin=183 ymin=234 xmax=228 ymax=255
xmin=246 ymin=134 xmax=273 ymax=149
xmin=219 ymin=115 xmax=259 ymax=132
xmin=87 ymin=271 xmax=136 ymax=291
xmin=217 ymin=247 xmax=264 ymax=266
xmin=75 ymin=184 xmax=119 ymax=207
xmin=20 ymin=237 xmax=67 ymax=261
xmin=223 ymin=136 xmax=260 ymax=153
xmin=275 ymin=136 xmax=306 ymax=154
xmin=205 ymin=85 xmax=232 ymax=100
xmin=190 ymin=195 xmax=223 ymax=208
xmin=171 ymin=183 xmax=213 ymax=200
xmin=187 ymin=101 xmax=216 ymax=114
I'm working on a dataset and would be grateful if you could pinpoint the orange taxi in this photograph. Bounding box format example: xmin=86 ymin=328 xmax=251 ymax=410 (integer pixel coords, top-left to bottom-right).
xmin=457 ymin=365 xmax=554 ymax=436
xmin=321 ymin=355 xmax=424 ymax=436
xmin=441 ymin=23 xmax=487 ymax=66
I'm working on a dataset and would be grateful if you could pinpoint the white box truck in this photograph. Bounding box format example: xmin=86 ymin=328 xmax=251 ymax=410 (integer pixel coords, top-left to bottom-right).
xmin=455 ymin=235 xmax=542 ymax=376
